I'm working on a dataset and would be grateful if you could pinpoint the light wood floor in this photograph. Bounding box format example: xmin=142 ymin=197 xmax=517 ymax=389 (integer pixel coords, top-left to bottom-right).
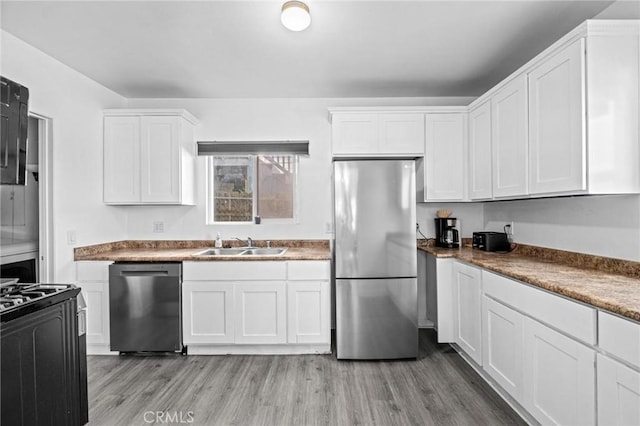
xmin=88 ymin=330 xmax=525 ymax=426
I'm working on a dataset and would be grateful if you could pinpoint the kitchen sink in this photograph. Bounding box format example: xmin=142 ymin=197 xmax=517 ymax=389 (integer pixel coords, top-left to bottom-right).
xmin=193 ymin=247 xmax=287 ymax=256
xmin=193 ymin=248 xmax=247 ymax=256
xmin=239 ymin=248 xmax=287 ymax=256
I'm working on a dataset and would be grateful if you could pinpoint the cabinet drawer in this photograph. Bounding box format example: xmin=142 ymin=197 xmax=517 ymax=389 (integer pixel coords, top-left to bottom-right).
xmin=599 ymin=311 xmax=640 ymax=370
xmin=76 ymin=261 xmax=111 ymax=282
xmin=287 ymin=261 xmax=330 ymax=281
xmin=183 ymin=261 xmax=287 ymax=281
xmin=483 ymin=270 xmax=596 ymax=345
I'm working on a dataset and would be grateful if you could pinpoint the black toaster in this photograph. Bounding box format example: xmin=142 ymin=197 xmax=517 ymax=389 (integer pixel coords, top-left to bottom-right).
xmin=472 ymin=232 xmax=511 ymax=252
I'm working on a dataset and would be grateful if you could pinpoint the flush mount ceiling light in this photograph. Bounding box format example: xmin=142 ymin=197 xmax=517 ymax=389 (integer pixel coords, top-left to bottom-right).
xmin=281 ymin=1 xmax=311 ymax=32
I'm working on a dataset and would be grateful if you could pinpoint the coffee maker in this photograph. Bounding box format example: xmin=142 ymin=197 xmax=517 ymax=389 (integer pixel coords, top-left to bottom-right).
xmin=435 ymin=218 xmax=460 ymax=248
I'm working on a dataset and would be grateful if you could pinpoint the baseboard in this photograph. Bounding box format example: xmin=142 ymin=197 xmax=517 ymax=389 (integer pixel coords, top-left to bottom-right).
xmin=87 ymin=344 xmax=119 ymax=355
xmin=186 ymin=344 xmax=332 ymax=355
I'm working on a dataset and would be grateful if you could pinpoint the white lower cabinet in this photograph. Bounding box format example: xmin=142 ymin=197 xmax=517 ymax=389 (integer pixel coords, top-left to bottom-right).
xmin=182 ymin=260 xmax=331 ymax=354
xmin=80 ymin=281 xmax=110 ymax=346
xmin=182 ymin=282 xmax=234 ymax=344
xmin=452 ymin=261 xmax=482 ymax=364
xmin=235 ymin=282 xmax=287 ymax=344
xmin=482 ymin=296 xmax=524 ymax=401
xmin=76 ymin=261 xmax=112 ymax=354
xmin=523 ymin=317 xmax=596 ymax=426
xmin=287 ymin=281 xmax=330 ymax=344
xmin=597 ymin=354 xmax=640 ymax=426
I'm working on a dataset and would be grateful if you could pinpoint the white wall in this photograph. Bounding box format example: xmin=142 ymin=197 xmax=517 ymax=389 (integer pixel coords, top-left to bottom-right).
xmin=124 ymin=97 xmax=474 ymax=241
xmin=1 ymin=31 xmax=128 ymax=282
xmin=594 ymin=0 xmax=640 ymax=19
xmin=484 ymin=195 xmax=640 ymax=261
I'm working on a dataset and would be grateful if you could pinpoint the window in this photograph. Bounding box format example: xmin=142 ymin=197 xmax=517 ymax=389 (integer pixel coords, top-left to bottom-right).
xmin=208 ymin=155 xmax=297 ymax=223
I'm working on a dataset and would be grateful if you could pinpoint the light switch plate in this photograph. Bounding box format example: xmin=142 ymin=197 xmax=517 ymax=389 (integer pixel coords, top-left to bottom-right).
xmin=66 ymin=230 xmax=77 ymax=245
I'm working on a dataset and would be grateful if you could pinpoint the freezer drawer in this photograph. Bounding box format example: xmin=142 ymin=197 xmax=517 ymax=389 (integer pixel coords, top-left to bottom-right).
xmin=336 ymin=278 xmax=418 ymax=360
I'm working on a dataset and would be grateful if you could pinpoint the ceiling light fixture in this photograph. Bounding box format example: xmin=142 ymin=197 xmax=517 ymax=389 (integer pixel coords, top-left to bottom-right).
xmin=281 ymin=1 xmax=311 ymax=32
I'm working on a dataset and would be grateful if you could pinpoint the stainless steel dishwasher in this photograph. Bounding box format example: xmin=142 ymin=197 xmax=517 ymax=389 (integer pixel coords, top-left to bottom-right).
xmin=109 ymin=263 xmax=183 ymax=353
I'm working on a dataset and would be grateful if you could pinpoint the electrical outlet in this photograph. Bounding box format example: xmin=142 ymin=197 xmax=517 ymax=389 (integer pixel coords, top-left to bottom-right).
xmin=504 ymin=222 xmax=515 ymax=236
xmin=153 ymin=221 xmax=165 ymax=233
xmin=325 ymin=222 xmax=333 ymax=234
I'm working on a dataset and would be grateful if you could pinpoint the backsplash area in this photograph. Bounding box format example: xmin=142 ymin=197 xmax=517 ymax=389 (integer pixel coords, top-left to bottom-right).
xmin=484 ymin=194 xmax=640 ymax=262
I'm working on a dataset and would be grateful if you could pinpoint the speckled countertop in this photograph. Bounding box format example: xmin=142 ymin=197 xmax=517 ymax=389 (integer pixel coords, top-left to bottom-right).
xmin=74 ymin=240 xmax=331 ymax=262
xmin=418 ymin=240 xmax=640 ymax=322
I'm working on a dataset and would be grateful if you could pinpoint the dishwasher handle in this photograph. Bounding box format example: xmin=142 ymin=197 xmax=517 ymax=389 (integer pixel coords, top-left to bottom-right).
xmin=120 ymin=270 xmax=169 ymax=277
xmin=109 ymin=263 xmax=182 ymax=278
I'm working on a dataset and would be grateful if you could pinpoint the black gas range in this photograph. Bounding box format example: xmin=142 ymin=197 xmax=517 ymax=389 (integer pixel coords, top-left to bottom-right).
xmin=1 ymin=281 xmax=88 ymax=425
xmin=0 ymin=282 xmax=81 ymax=322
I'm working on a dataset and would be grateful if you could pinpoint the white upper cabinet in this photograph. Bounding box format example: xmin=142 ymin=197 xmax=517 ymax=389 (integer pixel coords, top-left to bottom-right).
xmin=330 ymin=109 xmax=424 ymax=156
xmin=140 ymin=116 xmax=181 ymax=203
xmin=584 ymin=22 xmax=639 ymax=195
xmin=103 ymin=109 xmax=198 ymax=205
xmin=422 ymin=113 xmax=467 ymax=201
xmin=330 ymin=113 xmax=378 ymax=155
xmin=378 ymin=113 xmax=426 ymax=154
xmin=491 ymin=74 xmax=529 ymax=198
xmin=528 ymin=38 xmax=586 ymax=195
xmin=103 ymin=116 xmax=140 ymax=203
xmin=525 ymin=22 xmax=640 ymax=196
xmin=468 ymin=101 xmax=492 ymax=200
xmin=479 ymin=21 xmax=640 ymax=200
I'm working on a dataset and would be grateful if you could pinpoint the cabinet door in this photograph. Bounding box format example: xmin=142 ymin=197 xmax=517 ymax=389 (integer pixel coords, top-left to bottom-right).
xmin=424 ymin=113 xmax=466 ymax=201
xmin=78 ymin=281 xmax=110 ymax=346
xmin=492 ymin=75 xmax=528 ymax=198
xmin=597 ymin=354 xmax=640 ymax=426
xmin=453 ymin=261 xmax=482 ymax=364
xmin=331 ymin=113 xmax=378 ymax=155
xmin=523 ymin=317 xmax=595 ymax=426
xmin=140 ymin=116 xmax=180 ymax=203
xmin=103 ymin=116 xmax=140 ymax=203
xmin=378 ymin=113 xmax=425 ymax=154
xmin=235 ymin=282 xmax=286 ymax=344
xmin=482 ymin=296 xmax=524 ymax=401
xmin=287 ymin=281 xmax=330 ymax=344
xmin=182 ymin=281 xmax=234 ymax=344
xmin=468 ymin=101 xmax=493 ymax=200
xmin=529 ymin=39 xmax=586 ymax=195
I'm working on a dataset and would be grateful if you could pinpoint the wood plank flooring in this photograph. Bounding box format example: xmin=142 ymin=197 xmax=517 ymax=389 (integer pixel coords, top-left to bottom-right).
xmin=87 ymin=330 xmax=525 ymax=426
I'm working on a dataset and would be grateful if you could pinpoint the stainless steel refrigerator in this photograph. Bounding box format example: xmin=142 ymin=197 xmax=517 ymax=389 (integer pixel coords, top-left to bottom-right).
xmin=334 ymin=159 xmax=418 ymax=360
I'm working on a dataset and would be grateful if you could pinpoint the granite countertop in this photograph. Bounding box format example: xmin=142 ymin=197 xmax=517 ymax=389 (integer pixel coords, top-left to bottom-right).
xmin=74 ymin=240 xmax=331 ymax=262
xmin=418 ymin=241 xmax=640 ymax=322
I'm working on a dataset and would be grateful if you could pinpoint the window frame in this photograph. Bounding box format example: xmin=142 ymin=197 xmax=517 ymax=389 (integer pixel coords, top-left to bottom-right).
xmin=206 ymin=155 xmax=299 ymax=225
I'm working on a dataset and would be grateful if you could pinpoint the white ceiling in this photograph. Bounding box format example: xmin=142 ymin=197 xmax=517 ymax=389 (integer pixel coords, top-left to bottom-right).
xmin=0 ymin=0 xmax=622 ymax=98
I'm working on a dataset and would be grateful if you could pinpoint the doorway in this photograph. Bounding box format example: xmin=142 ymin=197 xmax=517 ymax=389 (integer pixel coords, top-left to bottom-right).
xmin=0 ymin=113 xmax=53 ymax=283
xmin=33 ymin=113 xmax=53 ymax=282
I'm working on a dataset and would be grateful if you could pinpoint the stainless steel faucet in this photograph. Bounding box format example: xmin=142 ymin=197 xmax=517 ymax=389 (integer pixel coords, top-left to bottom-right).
xmin=232 ymin=237 xmax=254 ymax=248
